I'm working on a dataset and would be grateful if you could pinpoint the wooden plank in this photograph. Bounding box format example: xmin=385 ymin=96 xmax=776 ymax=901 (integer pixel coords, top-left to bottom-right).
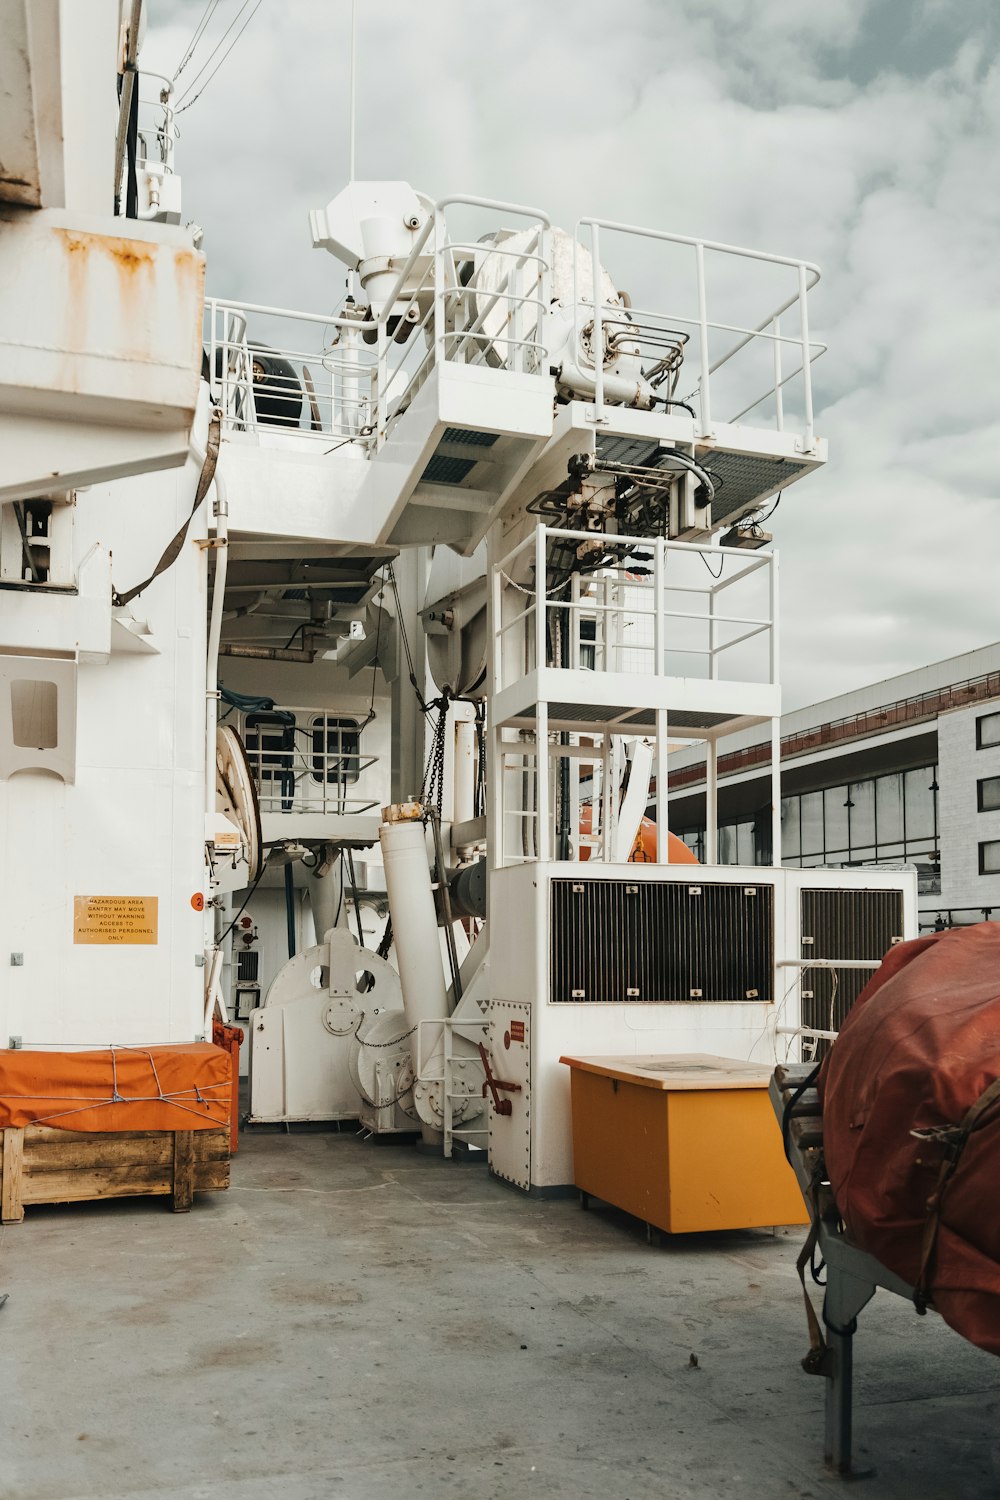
xmin=20 ymin=1163 xmax=172 ymax=1204
xmin=785 ymin=1088 xmax=822 ymax=1117
xmin=23 ymin=1136 xmax=174 ymax=1172
xmin=172 ymin=1131 xmax=195 ymax=1212
xmin=23 ymin=1124 xmax=229 ymax=1150
xmin=775 ymin=1063 xmax=816 ymax=1087
xmin=193 ymin=1161 xmax=230 ymax=1192
xmin=790 ymin=1117 xmax=825 ymax=1150
xmin=2 ymin=1127 xmax=25 ymax=1224
xmin=24 ymin=1126 xmax=176 ymax=1144
xmin=192 ymin=1128 xmax=230 ymax=1160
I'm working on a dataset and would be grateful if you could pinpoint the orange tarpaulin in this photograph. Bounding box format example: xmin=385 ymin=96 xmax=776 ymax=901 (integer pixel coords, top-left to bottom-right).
xmin=821 ymin=924 xmax=1000 ymax=1356
xmin=0 ymin=1043 xmax=231 ymax=1132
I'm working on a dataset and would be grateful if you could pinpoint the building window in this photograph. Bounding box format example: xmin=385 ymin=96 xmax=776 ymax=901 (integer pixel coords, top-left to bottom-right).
xmin=976 ymin=712 xmax=1000 ymax=750
xmin=979 ymin=840 xmax=1000 ymax=876
xmin=978 ymin=777 xmax=1000 ymax=813
xmin=674 ymin=763 xmax=939 ymax=871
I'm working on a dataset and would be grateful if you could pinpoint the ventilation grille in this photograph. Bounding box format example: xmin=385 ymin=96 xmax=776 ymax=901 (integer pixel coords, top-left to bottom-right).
xmin=237 ymin=950 xmax=260 ymax=983
xmin=422 ymin=453 xmax=478 ymax=485
xmin=441 ymin=427 xmax=499 ymax=447
xmin=550 ymin=878 xmax=773 ymax=1003
xmin=701 ymin=453 xmax=810 ymax=523
xmin=800 ymin=888 xmax=904 ymax=1042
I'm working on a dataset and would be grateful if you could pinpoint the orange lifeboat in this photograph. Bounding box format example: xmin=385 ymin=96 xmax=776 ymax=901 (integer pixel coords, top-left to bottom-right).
xmin=578 ymin=807 xmax=698 ymax=864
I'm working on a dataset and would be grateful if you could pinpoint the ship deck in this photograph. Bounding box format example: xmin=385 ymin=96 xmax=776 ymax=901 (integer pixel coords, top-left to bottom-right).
xmin=2 ymin=1129 xmax=998 ymax=1499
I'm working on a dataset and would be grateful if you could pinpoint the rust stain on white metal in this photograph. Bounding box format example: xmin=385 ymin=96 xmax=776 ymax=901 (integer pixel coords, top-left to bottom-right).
xmin=54 ymin=227 xmax=205 ymax=375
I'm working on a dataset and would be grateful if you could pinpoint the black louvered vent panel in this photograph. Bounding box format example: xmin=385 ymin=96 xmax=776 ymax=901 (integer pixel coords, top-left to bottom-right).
xmin=237 ymin=950 xmax=260 ymax=983
xmin=549 ymin=879 xmax=773 ymax=1003
xmin=800 ymin=888 xmax=904 ymax=1042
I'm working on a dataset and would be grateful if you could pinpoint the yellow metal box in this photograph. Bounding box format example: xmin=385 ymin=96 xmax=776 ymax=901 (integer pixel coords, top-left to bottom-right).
xmin=560 ymin=1053 xmax=807 ymax=1234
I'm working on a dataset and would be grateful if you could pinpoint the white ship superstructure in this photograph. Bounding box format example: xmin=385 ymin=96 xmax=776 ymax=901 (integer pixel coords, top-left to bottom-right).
xmin=0 ymin=1 xmax=916 ymax=1192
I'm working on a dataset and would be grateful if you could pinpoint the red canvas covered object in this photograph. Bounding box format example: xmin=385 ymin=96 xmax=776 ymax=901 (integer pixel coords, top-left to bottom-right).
xmin=820 ymin=923 xmax=1000 ymax=1354
xmin=0 ymin=1043 xmax=231 ymax=1132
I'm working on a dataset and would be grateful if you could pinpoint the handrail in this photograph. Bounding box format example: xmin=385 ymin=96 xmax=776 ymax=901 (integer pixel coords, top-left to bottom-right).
xmin=574 ymin=215 xmax=821 ymax=445
xmin=577 ymin=215 xmax=821 ymax=277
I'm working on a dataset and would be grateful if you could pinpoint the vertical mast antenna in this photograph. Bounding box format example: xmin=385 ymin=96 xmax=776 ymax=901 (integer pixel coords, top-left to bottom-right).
xmin=348 ymin=0 xmax=358 ymax=181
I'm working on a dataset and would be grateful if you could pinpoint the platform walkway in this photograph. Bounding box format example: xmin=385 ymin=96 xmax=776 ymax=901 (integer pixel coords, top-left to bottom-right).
xmin=1 ymin=1130 xmax=998 ymax=1499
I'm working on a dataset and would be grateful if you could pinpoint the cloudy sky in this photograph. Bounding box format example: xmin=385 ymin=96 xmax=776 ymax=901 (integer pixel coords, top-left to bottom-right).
xmin=143 ymin=0 xmax=1000 ymax=708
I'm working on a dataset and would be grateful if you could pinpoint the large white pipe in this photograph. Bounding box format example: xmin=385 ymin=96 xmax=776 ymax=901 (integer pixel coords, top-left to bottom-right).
xmin=379 ymin=814 xmax=448 ymax=1143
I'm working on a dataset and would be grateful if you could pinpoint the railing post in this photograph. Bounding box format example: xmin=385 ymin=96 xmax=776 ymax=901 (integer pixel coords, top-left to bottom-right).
xmin=490 ymin=550 xmax=503 ymax=696
xmin=433 ymin=205 xmax=447 ymax=371
xmin=537 ymin=223 xmax=551 ymax=374
xmin=591 ymin=221 xmax=604 ymax=422
xmin=536 ymin=705 xmax=550 ymax=862
xmin=654 ymin=538 xmax=665 ymax=678
xmin=705 ymin=737 xmax=718 ymax=865
xmin=769 ymin=550 xmax=779 ymax=688
xmin=443 ymin=1022 xmax=453 ymax=1159
xmin=708 ymin=564 xmax=718 ymax=682
xmin=656 ymin=708 xmax=669 ymax=865
xmin=376 ymin=315 xmax=387 ymax=446
xmin=696 ymin=241 xmax=712 ymax=439
xmin=601 ymin=736 xmax=614 ymax=863
xmin=798 ymin=262 xmax=815 ymax=453
xmin=534 ymin=526 xmax=546 ymax=675
xmin=771 ymin=717 xmax=782 ymax=868
xmin=207 ymin=299 xmax=218 ymax=422
xmin=772 ymin=315 xmax=784 ymax=432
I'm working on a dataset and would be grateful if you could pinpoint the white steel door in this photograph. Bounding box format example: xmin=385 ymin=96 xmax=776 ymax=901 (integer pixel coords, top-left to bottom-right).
xmin=487 ymin=1000 xmax=531 ymax=1190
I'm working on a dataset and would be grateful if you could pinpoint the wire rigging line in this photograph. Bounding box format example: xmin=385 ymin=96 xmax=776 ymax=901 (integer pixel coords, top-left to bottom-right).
xmin=175 ymin=0 xmax=262 ymax=114
xmin=172 ymin=0 xmax=220 ymax=81
xmin=364 ymin=565 xmax=386 ymax=726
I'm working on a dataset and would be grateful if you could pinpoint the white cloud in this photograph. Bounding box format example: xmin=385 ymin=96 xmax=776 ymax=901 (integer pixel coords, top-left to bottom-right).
xmin=143 ymin=0 xmax=1000 ymax=707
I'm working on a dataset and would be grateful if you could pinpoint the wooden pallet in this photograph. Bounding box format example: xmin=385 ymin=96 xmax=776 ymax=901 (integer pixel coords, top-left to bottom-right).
xmin=0 ymin=1123 xmax=230 ymax=1223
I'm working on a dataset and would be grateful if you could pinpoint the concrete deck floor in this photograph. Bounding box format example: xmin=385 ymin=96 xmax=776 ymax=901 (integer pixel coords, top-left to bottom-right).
xmin=2 ymin=1130 xmax=999 ymax=1500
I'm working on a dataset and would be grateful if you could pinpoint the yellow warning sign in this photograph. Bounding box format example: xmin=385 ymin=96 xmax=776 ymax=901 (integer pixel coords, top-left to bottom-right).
xmin=73 ymin=895 xmax=158 ymax=946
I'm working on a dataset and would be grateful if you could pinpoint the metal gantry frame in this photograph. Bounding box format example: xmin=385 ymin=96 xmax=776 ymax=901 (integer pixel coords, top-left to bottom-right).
xmin=487 ymin=524 xmax=781 ymax=870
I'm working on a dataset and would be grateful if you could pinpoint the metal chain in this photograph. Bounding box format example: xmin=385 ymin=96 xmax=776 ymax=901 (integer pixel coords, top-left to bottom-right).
xmin=350 ymin=1013 xmax=420 ymax=1119
xmin=474 ymin=701 xmax=486 ymax=818
xmin=420 ymin=697 xmax=449 ymax=814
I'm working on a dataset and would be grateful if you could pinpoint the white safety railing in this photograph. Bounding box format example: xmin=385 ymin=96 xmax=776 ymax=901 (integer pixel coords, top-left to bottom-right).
xmin=490 ymin=525 xmax=779 ymax=868
xmin=373 ymin=195 xmax=551 ymax=446
xmin=575 ymin=218 xmax=825 ymax=447
xmin=775 ymin=958 xmax=883 ymax=1061
xmin=238 ymin=708 xmax=382 ymax=817
xmin=415 ymin=1018 xmax=488 ymax=1158
xmin=492 ymin=525 xmax=777 ymax=696
xmin=205 ymin=299 xmax=377 ymax=445
xmin=135 ymin=83 xmax=177 ymax=177
xmin=207 ymin=202 xmax=824 ymax=460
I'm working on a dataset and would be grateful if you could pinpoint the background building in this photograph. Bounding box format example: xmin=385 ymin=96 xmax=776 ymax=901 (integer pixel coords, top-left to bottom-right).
xmin=665 ymin=642 xmax=1000 ymax=932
